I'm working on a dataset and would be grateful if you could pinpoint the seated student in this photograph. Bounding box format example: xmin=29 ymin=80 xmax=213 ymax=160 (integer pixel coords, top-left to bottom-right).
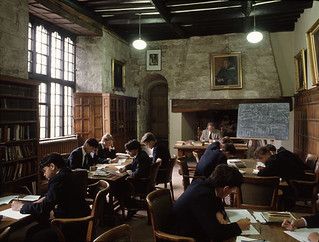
xmin=141 ymin=132 xmax=171 ymax=180
xmin=194 ymin=141 xmax=227 ymax=178
xmin=11 ymin=153 xmax=90 ymax=242
xmin=97 ymin=133 xmax=118 ymax=163
xmin=68 ymin=138 xmax=99 ymax=169
xmin=169 ymin=164 xmax=250 ymax=242
xmin=282 ymin=214 xmax=319 ymax=242
xmin=200 ymin=122 xmax=221 ymax=142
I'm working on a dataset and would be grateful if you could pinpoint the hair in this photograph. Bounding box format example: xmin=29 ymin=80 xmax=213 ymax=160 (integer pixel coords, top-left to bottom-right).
xmin=220 ymin=136 xmax=232 ymax=144
xmin=254 ymin=146 xmax=272 ymax=159
xmin=265 ymin=144 xmax=277 ymax=153
xmin=208 ymin=164 xmax=243 ymax=188
xmin=140 ymin=132 xmax=156 ymax=143
xmin=40 ymin=152 xmax=66 ymax=168
xmin=210 ymin=141 xmax=221 ymax=150
xmin=207 ymin=122 xmax=215 ymax=127
xmin=101 ymin=133 xmax=113 ymax=142
xmin=84 ymin=138 xmax=99 ymax=148
xmin=223 ymin=143 xmax=237 ymax=155
xmin=125 ymin=139 xmax=141 ymax=151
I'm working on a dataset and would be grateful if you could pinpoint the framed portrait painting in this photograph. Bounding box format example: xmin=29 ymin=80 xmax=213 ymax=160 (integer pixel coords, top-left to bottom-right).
xmin=146 ymin=50 xmax=161 ymax=71
xmin=294 ymin=49 xmax=307 ymax=92
xmin=307 ymin=18 xmax=319 ymax=85
xmin=112 ymin=59 xmax=125 ymax=91
xmin=210 ymin=52 xmax=242 ymax=90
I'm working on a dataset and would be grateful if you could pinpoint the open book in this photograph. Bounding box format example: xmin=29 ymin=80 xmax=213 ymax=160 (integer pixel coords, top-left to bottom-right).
xmin=261 ymin=211 xmax=295 ymax=222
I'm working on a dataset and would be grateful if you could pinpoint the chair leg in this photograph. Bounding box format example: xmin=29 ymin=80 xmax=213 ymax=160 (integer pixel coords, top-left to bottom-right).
xmin=170 ymin=181 xmax=174 ymax=201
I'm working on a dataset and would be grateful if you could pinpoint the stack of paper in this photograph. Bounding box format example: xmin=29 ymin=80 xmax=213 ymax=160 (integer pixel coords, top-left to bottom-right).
xmin=284 ymin=228 xmax=319 ymax=242
xmin=0 ymin=208 xmax=30 ymax=220
xmin=262 ymin=211 xmax=294 ymax=223
xmin=0 ymin=195 xmax=18 ymax=205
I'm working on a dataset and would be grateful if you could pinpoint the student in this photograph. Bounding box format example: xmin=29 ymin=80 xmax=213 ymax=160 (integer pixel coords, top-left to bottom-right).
xmin=282 ymin=214 xmax=319 ymax=242
xmin=141 ymin=132 xmax=171 ymax=180
xmin=200 ymin=122 xmax=221 ymax=142
xmin=68 ymin=138 xmax=99 ymax=169
xmin=11 ymin=153 xmax=90 ymax=242
xmin=169 ymin=164 xmax=250 ymax=242
xmin=97 ymin=133 xmax=118 ymax=163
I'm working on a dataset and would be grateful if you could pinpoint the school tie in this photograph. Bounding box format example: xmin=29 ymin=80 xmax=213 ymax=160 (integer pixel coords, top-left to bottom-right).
xmin=209 ymin=132 xmax=212 ymax=139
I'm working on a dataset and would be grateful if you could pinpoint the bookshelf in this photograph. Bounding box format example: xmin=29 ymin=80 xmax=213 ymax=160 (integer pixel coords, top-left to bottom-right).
xmin=0 ymin=75 xmax=39 ymax=194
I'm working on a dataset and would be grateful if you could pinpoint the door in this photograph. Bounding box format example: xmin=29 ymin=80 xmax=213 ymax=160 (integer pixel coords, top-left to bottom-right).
xmin=149 ymin=84 xmax=168 ymax=142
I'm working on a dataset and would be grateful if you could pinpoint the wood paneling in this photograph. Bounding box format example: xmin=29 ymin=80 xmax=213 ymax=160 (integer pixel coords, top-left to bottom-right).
xmin=39 ymin=136 xmax=79 ymax=159
xmin=294 ymin=87 xmax=319 ymax=159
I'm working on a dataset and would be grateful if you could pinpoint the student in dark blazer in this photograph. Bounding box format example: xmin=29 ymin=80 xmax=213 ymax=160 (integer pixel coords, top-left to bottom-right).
xmin=97 ymin=133 xmax=118 ymax=164
xmin=169 ymin=164 xmax=250 ymax=242
xmin=282 ymin=213 xmax=319 ymax=242
xmin=68 ymin=138 xmax=99 ymax=169
xmin=141 ymin=132 xmax=171 ymax=180
xmin=11 ymin=153 xmax=90 ymax=242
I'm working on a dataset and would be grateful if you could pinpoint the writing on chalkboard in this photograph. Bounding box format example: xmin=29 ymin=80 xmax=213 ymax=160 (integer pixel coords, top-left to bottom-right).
xmin=236 ymin=103 xmax=289 ymax=140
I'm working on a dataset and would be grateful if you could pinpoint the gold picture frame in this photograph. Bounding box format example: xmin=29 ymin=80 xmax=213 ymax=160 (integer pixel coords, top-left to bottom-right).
xmin=210 ymin=52 xmax=242 ymax=90
xmin=294 ymin=49 xmax=307 ymax=92
xmin=112 ymin=59 xmax=125 ymax=91
xmin=307 ymin=18 xmax=319 ymax=85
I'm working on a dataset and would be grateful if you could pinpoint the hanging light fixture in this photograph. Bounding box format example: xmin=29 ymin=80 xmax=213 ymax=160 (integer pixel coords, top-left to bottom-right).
xmin=132 ymin=14 xmax=147 ymax=50
xmin=246 ymin=11 xmax=263 ymax=44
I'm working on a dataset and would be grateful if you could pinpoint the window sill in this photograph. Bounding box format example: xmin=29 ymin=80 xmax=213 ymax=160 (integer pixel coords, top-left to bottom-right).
xmin=39 ymin=135 xmax=77 ymax=144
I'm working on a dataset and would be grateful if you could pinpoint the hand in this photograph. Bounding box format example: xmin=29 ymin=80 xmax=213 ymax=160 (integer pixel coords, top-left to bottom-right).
xmin=111 ymin=157 xmax=119 ymax=163
xmin=33 ymin=196 xmax=45 ymax=204
xmin=11 ymin=201 xmax=23 ymax=211
xmin=281 ymin=219 xmax=305 ymax=231
xmin=308 ymin=232 xmax=319 ymax=242
xmin=216 ymin=211 xmax=228 ymax=225
xmin=237 ymin=218 xmax=251 ymax=231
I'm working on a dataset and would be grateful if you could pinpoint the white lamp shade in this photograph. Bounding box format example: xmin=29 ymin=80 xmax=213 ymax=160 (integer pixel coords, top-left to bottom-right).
xmin=132 ymin=38 xmax=147 ymax=50
xmin=246 ymin=31 xmax=263 ymax=44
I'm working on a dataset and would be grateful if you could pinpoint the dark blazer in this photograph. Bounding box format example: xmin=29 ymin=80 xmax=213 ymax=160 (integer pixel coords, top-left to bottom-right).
xmin=194 ymin=143 xmax=227 ymax=178
xmin=125 ymin=150 xmax=152 ymax=179
xmin=153 ymin=142 xmax=171 ymax=170
xmin=68 ymin=147 xmax=97 ymax=170
xmin=169 ymin=179 xmax=241 ymax=242
xmin=21 ymin=167 xmax=90 ymax=220
xmin=257 ymin=147 xmax=305 ymax=181
xmin=304 ymin=213 xmax=319 ymax=228
xmin=96 ymin=143 xmax=116 ymax=163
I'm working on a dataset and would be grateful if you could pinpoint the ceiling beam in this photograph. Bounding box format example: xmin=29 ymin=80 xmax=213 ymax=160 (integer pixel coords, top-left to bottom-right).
xmin=150 ymin=0 xmax=187 ymax=38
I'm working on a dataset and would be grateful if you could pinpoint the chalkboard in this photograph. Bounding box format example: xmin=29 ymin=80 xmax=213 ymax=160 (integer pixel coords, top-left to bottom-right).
xmin=236 ymin=103 xmax=289 ymax=140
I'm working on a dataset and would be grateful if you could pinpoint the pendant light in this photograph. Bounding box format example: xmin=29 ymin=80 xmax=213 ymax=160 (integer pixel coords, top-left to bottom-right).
xmin=132 ymin=14 xmax=147 ymax=50
xmin=246 ymin=11 xmax=263 ymax=44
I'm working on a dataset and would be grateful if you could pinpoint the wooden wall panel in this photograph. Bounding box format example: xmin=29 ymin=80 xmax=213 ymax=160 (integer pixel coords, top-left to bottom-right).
xmin=294 ymin=87 xmax=319 ymax=159
xmin=39 ymin=136 xmax=79 ymax=159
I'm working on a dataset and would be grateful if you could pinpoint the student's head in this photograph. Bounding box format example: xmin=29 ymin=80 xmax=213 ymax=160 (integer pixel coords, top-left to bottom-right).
xmin=211 ymin=141 xmax=221 ymax=150
xmin=254 ymin=146 xmax=272 ymax=163
xmin=83 ymin=138 xmax=99 ymax=154
xmin=208 ymin=164 xmax=243 ymax=199
xmin=207 ymin=122 xmax=215 ymax=131
xmin=125 ymin=139 xmax=141 ymax=157
xmin=101 ymin=133 xmax=114 ymax=148
xmin=140 ymin=132 xmax=157 ymax=149
xmin=40 ymin=153 xmax=66 ymax=180
xmin=220 ymin=136 xmax=232 ymax=144
xmin=222 ymin=143 xmax=237 ymax=158
xmin=265 ymin=144 xmax=277 ymax=154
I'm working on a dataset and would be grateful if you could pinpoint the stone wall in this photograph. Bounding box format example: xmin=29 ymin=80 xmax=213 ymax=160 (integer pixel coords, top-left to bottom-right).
xmin=0 ymin=0 xmax=28 ymax=79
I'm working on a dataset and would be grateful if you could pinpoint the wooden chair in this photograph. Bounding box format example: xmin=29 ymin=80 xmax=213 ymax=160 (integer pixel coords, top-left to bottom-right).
xmin=236 ymin=176 xmax=280 ymax=210
xmin=156 ymin=156 xmax=176 ymax=200
xmin=177 ymin=157 xmax=204 ymax=191
xmin=72 ymin=169 xmax=89 ymax=198
xmin=146 ymin=189 xmax=195 ymax=242
xmin=192 ymin=151 xmax=199 ymax=163
xmin=93 ymin=224 xmax=132 ymax=242
xmin=304 ymin=154 xmax=318 ymax=173
xmin=51 ymin=181 xmax=110 ymax=242
xmin=0 ymin=227 xmax=11 ymax=242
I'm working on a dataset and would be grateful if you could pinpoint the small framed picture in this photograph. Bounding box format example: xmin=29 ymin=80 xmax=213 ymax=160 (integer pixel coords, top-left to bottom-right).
xmin=146 ymin=50 xmax=161 ymax=71
xmin=294 ymin=49 xmax=307 ymax=92
xmin=112 ymin=59 xmax=125 ymax=91
xmin=210 ymin=52 xmax=242 ymax=90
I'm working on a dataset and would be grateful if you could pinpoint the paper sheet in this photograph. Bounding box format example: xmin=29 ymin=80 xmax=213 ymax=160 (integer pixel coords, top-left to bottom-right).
xmin=0 ymin=208 xmax=30 ymax=220
xmin=253 ymin=212 xmax=267 ymax=224
xmin=18 ymin=195 xmax=41 ymax=202
xmin=226 ymin=209 xmax=257 ymax=223
xmin=0 ymin=195 xmax=18 ymax=205
xmin=284 ymin=228 xmax=319 ymax=242
xmin=241 ymin=225 xmax=260 ymax=235
xmin=236 ymin=236 xmax=265 ymax=242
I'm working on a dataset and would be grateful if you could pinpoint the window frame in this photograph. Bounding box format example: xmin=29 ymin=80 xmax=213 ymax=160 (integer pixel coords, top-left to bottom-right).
xmin=28 ymin=16 xmax=76 ymax=140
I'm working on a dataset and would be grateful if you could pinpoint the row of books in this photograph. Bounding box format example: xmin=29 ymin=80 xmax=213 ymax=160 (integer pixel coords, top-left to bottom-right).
xmin=0 ymin=161 xmax=36 ymax=183
xmin=0 ymin=84 xmax=34 ymax=97
xmin=0 ymin=144 xmax=35 ymax=162
xmin=0 ymin=125 xmax=35 ymax=142
xmin=0 ymin=111 xmax=36 ymax=122
xmin=0 ymin=98 xmax=35 ymax=109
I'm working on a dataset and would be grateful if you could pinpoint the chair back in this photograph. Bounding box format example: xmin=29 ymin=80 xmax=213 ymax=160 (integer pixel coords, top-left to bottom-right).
xmin=305 ymin=154 xmax=318 ymax=172
xmin=0 ymin=227 xmax=11 ymax=242
xmin=192 ymin=151 xmax=199 ymax=163
xmin=146 ymin=189 xmax=195 ymax=242
xmin=237 ymin=176 xmax=280 ymax=210
xmin=156 ymin=156 xmax=176 ymax=184
xmin=177 ymin=157 xmax=191 ymax=191
xmin=93 ymin=224 xmax=132 ymax=242
xmin=146 ymin=159 xmax=162 ymax=193
xmin=71 ymin=169 xmax=89 ymax=198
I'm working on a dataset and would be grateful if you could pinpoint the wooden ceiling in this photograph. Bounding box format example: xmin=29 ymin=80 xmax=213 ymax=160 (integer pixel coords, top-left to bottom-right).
xmin=31 ymin=0 xmax=314 ymax=41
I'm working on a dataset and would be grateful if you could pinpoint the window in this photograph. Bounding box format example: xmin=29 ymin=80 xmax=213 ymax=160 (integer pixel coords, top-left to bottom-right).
xmin=28 ymin=19 xmax=75 ymax=139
